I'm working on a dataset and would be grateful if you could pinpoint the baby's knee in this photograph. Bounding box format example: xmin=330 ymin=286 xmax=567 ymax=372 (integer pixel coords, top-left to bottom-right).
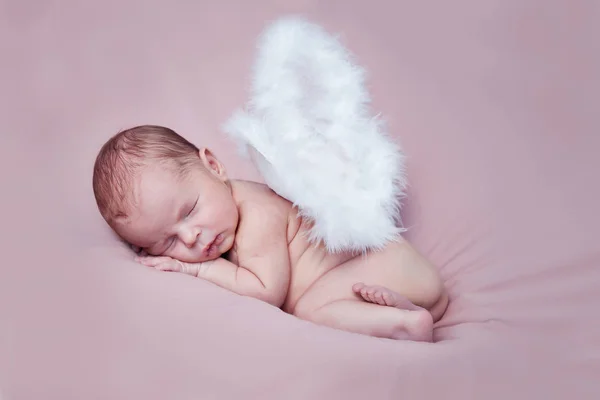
xmin=292 ymin=294 xmax=337 ymax=327
xmin=290 ymin=294 xmax=317 ymax=321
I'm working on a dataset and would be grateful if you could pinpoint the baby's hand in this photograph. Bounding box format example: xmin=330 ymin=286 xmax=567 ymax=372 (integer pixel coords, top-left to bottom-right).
xmin=135 ymin=255 xmax=199 ymax=276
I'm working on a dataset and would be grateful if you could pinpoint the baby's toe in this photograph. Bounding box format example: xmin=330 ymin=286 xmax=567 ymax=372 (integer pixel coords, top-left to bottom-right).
xmin=381 ymin=291 xmax=393 ymax=306
xmin=367 ymin=289 xmax=378 ymax=304
xmin=359 ymin=288 xmax=371 ymax=302
xmin=352 ymin=283 xmax=366 ymax=293
xmin=373 ymin=290 xmax=385 ymax=305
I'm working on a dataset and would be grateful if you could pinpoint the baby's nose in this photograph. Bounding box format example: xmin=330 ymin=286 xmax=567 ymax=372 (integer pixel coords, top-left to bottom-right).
xmin=183 ymin=231 xmax=200 ymax=248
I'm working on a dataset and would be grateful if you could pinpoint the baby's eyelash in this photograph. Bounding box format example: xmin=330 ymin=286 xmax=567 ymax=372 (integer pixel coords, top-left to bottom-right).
xmin=186 ymin=196 xmax=199 ymax=217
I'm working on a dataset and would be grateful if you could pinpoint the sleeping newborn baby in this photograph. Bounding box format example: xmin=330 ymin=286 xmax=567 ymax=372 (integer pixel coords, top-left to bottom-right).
xmin=92 ymin=125 xmax=448 ymax=341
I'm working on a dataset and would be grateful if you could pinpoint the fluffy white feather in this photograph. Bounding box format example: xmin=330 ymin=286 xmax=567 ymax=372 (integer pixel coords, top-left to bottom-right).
xmin=223 ymin=16 xmax=407 ymax=253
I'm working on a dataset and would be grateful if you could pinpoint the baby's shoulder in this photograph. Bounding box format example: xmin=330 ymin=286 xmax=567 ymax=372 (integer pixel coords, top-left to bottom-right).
xmin=231 ymin=180 xmax=294 ymax=255
xmin=233 ymin=180 xmax=293 ymax=220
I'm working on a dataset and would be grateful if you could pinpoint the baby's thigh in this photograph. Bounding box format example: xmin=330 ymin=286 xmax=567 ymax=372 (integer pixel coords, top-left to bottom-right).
xmin=294 ymin=239 xmax=444 ymax=317
xmin=291 ymin=263 xmax=362 ymax=319
xmin=356 ymin=239 xmax=445 ymax=308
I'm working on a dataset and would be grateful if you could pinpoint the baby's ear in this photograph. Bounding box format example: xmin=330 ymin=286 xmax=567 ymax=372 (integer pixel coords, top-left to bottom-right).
xmin=198 ymin=147 xmax=228 ymax=181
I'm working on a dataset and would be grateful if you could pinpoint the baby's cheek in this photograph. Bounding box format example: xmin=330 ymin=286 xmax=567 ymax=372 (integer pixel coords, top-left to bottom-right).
xmin=161 ymin=243 xmax=182 ymax=260
xmin=168 ymin=245 xmax=204 ymax=263
xmin=168 ymin=246 xmax=185 ymax=259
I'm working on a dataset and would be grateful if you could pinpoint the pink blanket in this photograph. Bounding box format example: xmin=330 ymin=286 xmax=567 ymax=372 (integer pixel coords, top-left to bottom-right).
xmin=1 ymin=1 xmax=599 ymax=399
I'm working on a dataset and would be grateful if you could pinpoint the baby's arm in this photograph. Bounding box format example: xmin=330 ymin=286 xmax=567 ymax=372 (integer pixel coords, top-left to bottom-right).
xmin=197 ymin=247 xmax=289 ymax=307
xmin=137 ymin=205 xmax=291 ymax=308
xmin=204 ymin=196 xmax=292 ymax=307
xmin=137 ymin=251 xmax=289 ymax=307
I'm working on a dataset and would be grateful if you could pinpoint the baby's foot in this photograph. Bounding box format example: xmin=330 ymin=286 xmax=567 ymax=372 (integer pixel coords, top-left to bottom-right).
xmin=352 ymin=283 xmax=420 ymax=310
xmin=352 ymin=283 xmax=433 ymax=342
xmin=393 ymin=308 xmax=433 ymax=342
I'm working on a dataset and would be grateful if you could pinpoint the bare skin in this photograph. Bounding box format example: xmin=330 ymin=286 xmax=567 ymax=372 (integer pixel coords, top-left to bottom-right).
xmin=118 ymin=148 xmax=448 ymax=342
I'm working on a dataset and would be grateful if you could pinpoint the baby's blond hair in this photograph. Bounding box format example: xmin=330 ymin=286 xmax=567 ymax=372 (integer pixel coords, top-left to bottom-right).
xmin=92 ymin=125 xmax=199 ymax=227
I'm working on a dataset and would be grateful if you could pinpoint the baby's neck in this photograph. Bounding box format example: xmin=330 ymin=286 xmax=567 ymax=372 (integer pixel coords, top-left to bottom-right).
xmin=228 ymin=178 xmax=272 ymax=210
xmin=228 ymin=179 xmax=245 ymax=206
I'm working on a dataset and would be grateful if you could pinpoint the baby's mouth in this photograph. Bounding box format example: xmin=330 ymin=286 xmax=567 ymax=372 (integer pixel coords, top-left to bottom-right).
xmin=203 ymin=240 xmax=215 ymax=254
xmin=203 ymin=234 xmax=222 ymax=255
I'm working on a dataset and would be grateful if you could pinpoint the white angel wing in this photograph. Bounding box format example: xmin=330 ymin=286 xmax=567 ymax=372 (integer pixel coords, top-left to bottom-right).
xmin=223 ymin=16 xmax=407 ymax=253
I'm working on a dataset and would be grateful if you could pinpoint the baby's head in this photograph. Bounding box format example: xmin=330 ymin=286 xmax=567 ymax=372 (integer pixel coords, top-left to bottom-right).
xmin=93 ymin=125 xmax=238 ymax=262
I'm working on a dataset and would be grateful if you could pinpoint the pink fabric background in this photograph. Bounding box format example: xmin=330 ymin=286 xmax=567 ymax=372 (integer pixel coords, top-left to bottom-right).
xmin=1 ymin=0 xmax=599 ymax=398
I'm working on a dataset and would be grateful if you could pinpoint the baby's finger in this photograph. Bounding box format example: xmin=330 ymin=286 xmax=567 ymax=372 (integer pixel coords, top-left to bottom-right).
xmin=155 ymin=260 xmax=182 ymax=272
xmin=154 ymin=262 xmax=175 ymax=272
xmin=135 ymin=256 xmax=171 ymax=267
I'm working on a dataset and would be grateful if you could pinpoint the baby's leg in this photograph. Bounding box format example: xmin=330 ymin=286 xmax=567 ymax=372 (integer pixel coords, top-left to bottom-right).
xmin=301 ymin=292 xmax=433 ymax=342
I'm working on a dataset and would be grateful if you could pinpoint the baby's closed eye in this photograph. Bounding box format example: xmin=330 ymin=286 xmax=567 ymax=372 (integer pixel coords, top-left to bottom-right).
xmin=184 ymin=196 xmax=199 ymax=219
